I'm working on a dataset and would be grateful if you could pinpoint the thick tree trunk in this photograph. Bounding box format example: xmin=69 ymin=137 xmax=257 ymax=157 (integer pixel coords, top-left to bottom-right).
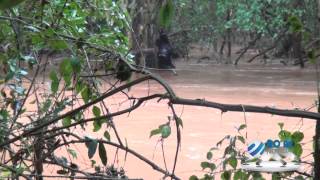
xmin=128 ymin=0 xmax=162 ymax=67
xmin=318 ymin=0 xmax=320 ymax=20
xmin=313 ymin=0 xmax=320 ymax=37
xmin=314 ymin=2 xmax=320 ymax=178
xmin=315 ymin=95 xmax=320 ymax=179
xmin=292 ymin=33 xmax=304 ymax=68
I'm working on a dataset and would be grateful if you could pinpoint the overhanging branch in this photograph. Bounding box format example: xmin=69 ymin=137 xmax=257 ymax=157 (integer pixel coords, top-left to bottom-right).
xmin=171 ymin=97 xmax=320 ymax=120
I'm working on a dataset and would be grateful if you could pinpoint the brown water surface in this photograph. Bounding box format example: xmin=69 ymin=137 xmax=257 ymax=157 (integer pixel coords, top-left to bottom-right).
xmin=109 ymin=64 xmax=316 ymax=179
xmin=46 ymin=63 xmax=318 ymax=179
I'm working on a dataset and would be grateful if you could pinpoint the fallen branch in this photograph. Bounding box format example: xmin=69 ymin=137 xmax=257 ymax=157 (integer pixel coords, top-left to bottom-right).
xmin=247 ymin=29 xmax=288 ymax=63
xmin=234 ymin=33 xmax=261 ymax=65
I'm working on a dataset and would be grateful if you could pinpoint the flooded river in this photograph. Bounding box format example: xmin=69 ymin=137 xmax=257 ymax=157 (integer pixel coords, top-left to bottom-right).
xmin=46 ymin=62 xmax=318 ymax=179
xmin=103 ymin=63 xmax=318 ymax=179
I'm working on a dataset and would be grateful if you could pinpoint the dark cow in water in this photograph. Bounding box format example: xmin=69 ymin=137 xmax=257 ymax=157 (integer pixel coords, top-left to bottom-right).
xmin=156 ymin=30 xmax=175 ymax=69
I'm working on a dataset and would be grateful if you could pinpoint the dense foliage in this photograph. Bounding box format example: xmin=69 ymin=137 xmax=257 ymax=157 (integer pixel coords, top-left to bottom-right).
xmin=172 ymin=0 xmax=319 ymax=64
xmin=0 ymin=0 xmax=134 ymax=179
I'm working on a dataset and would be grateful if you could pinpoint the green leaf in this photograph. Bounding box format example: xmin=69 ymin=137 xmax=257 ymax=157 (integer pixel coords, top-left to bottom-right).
xmin=50 ymin=39 xmax=69 ymax=50
xmin=176 ymin=117 xmax=183 ymax=128
xmin=161 ymin=125 xmax=171 ymax=138
xmin=5 ymin=71 xmax=14 ymax=82
xmin=104 ymin=61 xmax=114 ymax=71
xmin=71 ymin=57 xmax=81 ymax=74
xmin=221 ymin=171 xmax=231 ymax=180
xmin=292 ymin=131 xmax=304 ymax=143
xmin=84 ymin=136 xmax=98 ymax=159
xmin=31 ymin=33 xmax=43 ymax=45
xmin=238 ymin=124 xmax=246 ymax=131
xmin=228 ymin=156 xmax=237 ymax=169
xmin=254 ymin=174 xmax=266 ymax=180
xmin=0 ymin=109 xmax=9 ymax=121
xmin=159 ymin=0 xmax=174 ymax=28
xmin=1 ymin=169 xmax=11 ymax=178
xmin=92 ymin=106 xmax=101 ymax=117
xmin=189 ymin=175 xmax=199 ymax=180
xmin=200 ymin=161 xmax=215 ymax=171
xmin=291 ymin=143 xmax=303 ymax=157
xmin=104 ymin=131 xmax=111 ymax=141
xmin=98 ymin=142 xmax=107 ymax=166
xmin=272 ymin=173 xmax=281 ymax=180
xmin=49 ymin=71 xmax=59 ymax=94
xmin=237 ymin=136 xmax=245 ymax=144
xmin=206 ymin=151 xmax=213 ymax=160
xmin=206 ymin=174 xmax=213 ymax=179
xmin=200 ymin=161 xmax=210 ymax=170
xmin=0 ymin=0 xmax=25 ymax=9
xmin=57 ymin=169 xmax=68 ymax=175
xmin=209 ymin=163 xmax=216 ymax=171
xmin=278 ymin=130 xmax=291 ymax=141
xmin=91 ymin=160 xmax=96 ymax=167
xmin=149 ymin=128 xmax=161 ymax=138
xmin=75 ymin=81 xmax=84 ymax=94
xmin=67 ymin=149 xmax=77 ymax=159
xmin=41 ymin=99 xmax=52 ymax=113
xmin=81 ymin=86 xmax=90 ymax=103
xmin=93 ymin=120 xmax=102 ymax=132
xmin=308 ymin=50 xmax=316 ymax=64
xmin=59 ymin=59 xmax=73 ymax=87
xmin=288 ymin=16 xmax=303 ymax=33
xmin=278 ymin=122 xmax=284 ymax=130
xmin=294 ymin=175 xmax=305 ymax=180
xmin=15 ymin=166 xmax=24 ymax=175
xmin=62 ymin=116 xmax=72 ymax=127
xmin=233 ymin=170 xmax=246 ymax=180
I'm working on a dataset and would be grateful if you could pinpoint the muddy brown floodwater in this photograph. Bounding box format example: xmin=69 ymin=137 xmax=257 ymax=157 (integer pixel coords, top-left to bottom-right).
xmin=48 ymin=62 xmax=318 ymax=179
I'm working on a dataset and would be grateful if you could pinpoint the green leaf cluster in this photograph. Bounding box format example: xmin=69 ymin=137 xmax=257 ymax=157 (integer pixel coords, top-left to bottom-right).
xmin=150 ymin=123 xmax=171 ymax=139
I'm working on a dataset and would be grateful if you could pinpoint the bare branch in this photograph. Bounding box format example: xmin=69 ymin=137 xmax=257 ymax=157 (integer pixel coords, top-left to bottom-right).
xmin=171 ymin=97 xmax=320 ymax=120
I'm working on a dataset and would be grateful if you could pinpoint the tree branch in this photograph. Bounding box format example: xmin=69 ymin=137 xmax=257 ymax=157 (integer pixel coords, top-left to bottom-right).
xmin=171 ymin=97 xmax=320 ymax=120
xmin=57 ymin=139 xmax=180 ymax=180
xmin=0 ymin=75 xmax=153 ymax=147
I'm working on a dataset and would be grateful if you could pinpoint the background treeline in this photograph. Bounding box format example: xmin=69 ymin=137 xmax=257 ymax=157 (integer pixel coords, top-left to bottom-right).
xmin=128 ymin=0 xmax=320 ymax=67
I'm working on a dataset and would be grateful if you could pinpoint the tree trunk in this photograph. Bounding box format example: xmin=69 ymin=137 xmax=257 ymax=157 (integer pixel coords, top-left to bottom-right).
xmin=226 ymin=9 xmax=232 ymax=64
xmin=220 ymin=35 xmax=226 ymax=55
xmin=315 ymin=122 xmax=320 ymax=179
xmin=318 ymin=0 xmax=320 ymax=21
xmin=128 ymin=0 xmax=162 ymax=67
xmin=317 ymin=0 xmax=320 ymax=36
xmin=314 ymin=2 xmax=320 ymax=178
xmin=34 ymin=137 xmax=44 ymax=180
xmin=315 ymin=95 xmax=320 ymax=179
xmin=292 ymin=33 xmax=304 ymax=68
xmin=210 ymin=1 xmax=218 ymax=52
